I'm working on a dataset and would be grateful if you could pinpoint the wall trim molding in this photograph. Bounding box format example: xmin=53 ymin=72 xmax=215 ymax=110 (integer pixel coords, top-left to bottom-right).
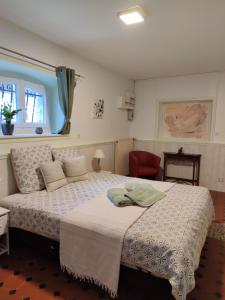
xmin=0 ymin=134 xmax=71 ymax=144
xmin=0 ymin=139 xmax=117 ymax=160
xmin=0 ymin=154 xmax=8 ymax=160
xmin=135 ymin=138 xmax=225 ymax=146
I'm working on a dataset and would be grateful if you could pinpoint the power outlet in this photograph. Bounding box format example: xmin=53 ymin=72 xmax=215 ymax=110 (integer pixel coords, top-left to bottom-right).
xmin=218 ymin=178 xmax=224 ymax=183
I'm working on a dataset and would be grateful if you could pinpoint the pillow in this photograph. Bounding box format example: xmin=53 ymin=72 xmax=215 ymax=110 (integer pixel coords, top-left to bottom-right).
xmin=40 ymin=161 xmax=68 ymax=192
xmin=11 ymin=144 xmax=53 ymax=194
xmin=52 ymin=148 xmax=79 ymax=162
xmin=63 ymin=156 xmax=89 ymax=183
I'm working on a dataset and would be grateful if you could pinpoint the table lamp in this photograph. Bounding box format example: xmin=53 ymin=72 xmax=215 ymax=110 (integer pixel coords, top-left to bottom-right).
xmin=94 ymin=149 xmax=105 ymax=172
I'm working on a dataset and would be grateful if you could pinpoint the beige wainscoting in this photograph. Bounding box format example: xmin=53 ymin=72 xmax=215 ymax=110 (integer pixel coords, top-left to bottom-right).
xmin=134 ymin=139 xmax=225 ymax=192
xmin=114 ymin=138 xmax=134 ymax=175
xmin=0 ymin=141 xmax=115 ymax=199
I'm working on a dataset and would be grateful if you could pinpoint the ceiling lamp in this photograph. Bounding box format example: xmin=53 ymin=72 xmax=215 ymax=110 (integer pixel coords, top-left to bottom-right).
xmin=117 ymin=6 xmax=146 ymax=25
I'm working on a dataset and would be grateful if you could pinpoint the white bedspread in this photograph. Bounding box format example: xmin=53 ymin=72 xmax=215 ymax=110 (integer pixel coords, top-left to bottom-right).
xmin=60 ymin=188 xmax=145 ymax=297
xmin=0 ymin=172 xmax=214 ymax=300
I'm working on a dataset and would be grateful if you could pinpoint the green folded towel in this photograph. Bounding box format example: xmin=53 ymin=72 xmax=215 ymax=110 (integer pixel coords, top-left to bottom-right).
xmin=125 ymin=182 xmax=166 ymax=207
xmin=125 ymin=182 xmax=155 ymax=192
xmin=108 ymin=182 xmax=166 ymax=208
xmin=125 ymin=186 xmax=166 ymax=207
xmin=107 ymin=188 xmax=134 ymax=207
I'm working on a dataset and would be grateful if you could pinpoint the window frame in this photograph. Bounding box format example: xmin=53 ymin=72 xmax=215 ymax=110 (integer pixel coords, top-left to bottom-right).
xmin=0 ymin=76 xmax=19 ymax=123
xmin=21 ymin=81 xmax=48 ymax=128
xmin=0 ymin=76 xmax=50 ymax=132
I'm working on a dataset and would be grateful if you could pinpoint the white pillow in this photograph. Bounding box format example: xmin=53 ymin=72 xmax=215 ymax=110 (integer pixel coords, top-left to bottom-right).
xmin=63 ymin=156 xmax=89 ymax=183
xmin=40 ymin=161 xmax=68 ymax=192
xmin=52 ymin=148 xmax=79 ymax=162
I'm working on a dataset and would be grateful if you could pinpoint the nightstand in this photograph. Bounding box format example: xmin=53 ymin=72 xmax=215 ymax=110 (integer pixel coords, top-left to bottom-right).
xmin=0 ymin=207 xmax=10 ymax=255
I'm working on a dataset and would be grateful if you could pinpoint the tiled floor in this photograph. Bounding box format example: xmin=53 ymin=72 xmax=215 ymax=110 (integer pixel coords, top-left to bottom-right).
xmin=0 ymin=191 xmax=224 ymax=300
xmin=0 ymin=238 xmax=224 ymax=300
xmin=211 ymin=191 xmax=225 ymax=222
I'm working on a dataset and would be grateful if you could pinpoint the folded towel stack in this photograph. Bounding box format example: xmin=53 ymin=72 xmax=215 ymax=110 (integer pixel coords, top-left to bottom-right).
xmin=107 ymin=182 xmax=166 ymax=208
xmin=107 ymin=188 xmax=134 ymax=207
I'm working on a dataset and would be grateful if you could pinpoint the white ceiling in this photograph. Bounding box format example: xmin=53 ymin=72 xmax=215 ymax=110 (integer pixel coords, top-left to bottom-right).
xmin=1 ymin=0 xmax=225 ymax=79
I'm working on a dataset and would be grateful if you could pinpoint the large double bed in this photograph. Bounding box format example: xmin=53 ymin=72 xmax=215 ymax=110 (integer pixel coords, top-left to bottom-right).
xmin=0 ymin=171 xmax=214 ymax=300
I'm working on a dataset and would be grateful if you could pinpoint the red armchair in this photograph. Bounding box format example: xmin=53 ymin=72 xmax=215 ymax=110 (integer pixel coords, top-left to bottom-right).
xmin=129 ymin=151 xmax=161 ymax=180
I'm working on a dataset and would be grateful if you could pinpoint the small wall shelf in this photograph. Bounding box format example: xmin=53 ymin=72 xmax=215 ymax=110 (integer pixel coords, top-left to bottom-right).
xmin=117 ymin=96 xmax=135 ymax=110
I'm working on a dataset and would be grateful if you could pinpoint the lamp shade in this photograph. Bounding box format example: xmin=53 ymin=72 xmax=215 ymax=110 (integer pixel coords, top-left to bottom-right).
xmin=94 ymin=149 xmax=105 ymax=159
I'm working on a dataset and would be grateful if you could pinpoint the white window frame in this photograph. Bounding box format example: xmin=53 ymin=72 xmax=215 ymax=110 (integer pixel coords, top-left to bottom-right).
xmin=0 ymin=76 xmax=19 ymax=122
xmin=19 ymin=81 xmax=48 ymax=128
xmin=0 ymin=76 xmax=50 ymax=132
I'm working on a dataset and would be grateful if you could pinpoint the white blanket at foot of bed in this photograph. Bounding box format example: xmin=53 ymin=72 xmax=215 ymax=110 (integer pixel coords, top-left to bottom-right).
xmin=60 ymin=180 xmax=174 ymax=297
xmin=60 ymin=189 xmax=145 ymax=297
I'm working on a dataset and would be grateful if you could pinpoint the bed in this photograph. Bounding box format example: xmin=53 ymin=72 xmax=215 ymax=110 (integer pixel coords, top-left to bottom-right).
xmin=0 ymin=171 xmax=214 ymax=300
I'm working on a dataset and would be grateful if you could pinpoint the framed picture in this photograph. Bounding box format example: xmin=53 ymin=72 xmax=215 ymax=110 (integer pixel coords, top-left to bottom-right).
xmin=93 ymin=99 xmax=104 ymax=119
xmin=156 ymin=98 xmax=214 ymax=141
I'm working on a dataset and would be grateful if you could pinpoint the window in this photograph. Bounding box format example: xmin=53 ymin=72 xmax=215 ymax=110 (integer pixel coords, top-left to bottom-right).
xmin=0 ymin=76 xmax=49 ymax=133
xmin=25 ymin=87 xmax=45 ymax=124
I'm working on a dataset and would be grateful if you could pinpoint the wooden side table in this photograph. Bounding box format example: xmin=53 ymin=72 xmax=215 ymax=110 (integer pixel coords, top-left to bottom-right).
xmin=163 ymin=152 xmax=201 ymax=186
xmin=0 ymin=207 xmax=10 ymax=255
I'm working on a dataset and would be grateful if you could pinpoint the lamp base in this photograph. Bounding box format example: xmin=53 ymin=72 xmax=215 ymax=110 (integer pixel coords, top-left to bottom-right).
xmin=95 ymin=158 xmax=102 ymax=172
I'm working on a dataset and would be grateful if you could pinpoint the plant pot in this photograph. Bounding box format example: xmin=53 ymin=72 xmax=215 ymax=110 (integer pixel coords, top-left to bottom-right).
xmin=1 ymin=123 xmax=14 ymax=135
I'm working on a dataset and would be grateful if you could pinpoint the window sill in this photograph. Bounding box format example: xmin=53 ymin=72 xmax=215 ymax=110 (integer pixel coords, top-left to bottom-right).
xmin=0 ymin=133 xmax=71 ymax=144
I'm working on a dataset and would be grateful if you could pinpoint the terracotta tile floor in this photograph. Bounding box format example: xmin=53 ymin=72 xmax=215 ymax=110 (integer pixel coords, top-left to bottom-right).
xmin=0 ymin=238 xmax=224 ymax=300
xmin=211 ymin=191 xmax=225 ymax=222
xmin=0 ymin=192 xmax=224 ymax=300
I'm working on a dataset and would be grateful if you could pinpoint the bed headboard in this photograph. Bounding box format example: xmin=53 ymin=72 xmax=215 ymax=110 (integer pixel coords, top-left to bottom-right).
xmin=0 ymin=141 xmax=115 ymax=199
xmin=0 ymin=154 xmax=18 ymax=197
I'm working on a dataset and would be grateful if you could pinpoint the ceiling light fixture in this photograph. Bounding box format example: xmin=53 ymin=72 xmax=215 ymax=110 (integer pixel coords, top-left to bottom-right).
xmin=117 ymin=6 xmax=146 ymax=25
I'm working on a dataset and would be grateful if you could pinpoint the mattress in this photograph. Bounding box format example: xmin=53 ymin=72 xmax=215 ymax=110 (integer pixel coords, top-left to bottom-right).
xmin=0 ymin=172 xmax=214 ymax=299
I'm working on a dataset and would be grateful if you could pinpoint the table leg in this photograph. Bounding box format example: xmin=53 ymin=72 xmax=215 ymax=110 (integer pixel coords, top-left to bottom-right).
xmin=163 ymin=158 xmax=166 ymax=181
xmin=6 ymin=229 xmax=10 ymax=255
xmin=192 ymin=161 xmax=196 ymax=185
xmin=197 ymin=158 xmax=200 ymax=186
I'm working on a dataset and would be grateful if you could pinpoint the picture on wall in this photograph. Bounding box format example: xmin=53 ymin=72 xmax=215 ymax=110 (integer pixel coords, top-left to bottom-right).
xmin=157 ymin=99 xmax=213 ymax=141
xmin=93 ymin=99 xmax=104 ymax=119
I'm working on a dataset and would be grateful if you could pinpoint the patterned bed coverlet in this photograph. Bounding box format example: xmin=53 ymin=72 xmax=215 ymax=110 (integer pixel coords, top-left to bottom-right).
xmin=0 ymin=172 xmax=214 ymax=299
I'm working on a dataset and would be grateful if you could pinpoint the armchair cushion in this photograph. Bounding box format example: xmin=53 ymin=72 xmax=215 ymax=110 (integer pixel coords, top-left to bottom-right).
xmin=137 ymin=166 xmax=158 ymax=177
xmin=129 ymin=151 xmax=161 ymax=179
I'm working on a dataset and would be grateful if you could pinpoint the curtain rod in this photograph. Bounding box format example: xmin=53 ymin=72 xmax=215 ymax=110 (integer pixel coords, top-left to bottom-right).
xmin=0 ymin=46 xmax=84 ymax=78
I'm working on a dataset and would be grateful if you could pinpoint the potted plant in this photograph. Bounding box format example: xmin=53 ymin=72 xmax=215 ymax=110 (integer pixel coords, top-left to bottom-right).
xmin=1 ymin=105 xmax=22 ymax=135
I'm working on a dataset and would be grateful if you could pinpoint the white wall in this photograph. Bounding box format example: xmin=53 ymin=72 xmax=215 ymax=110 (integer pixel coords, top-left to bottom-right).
xmin=131 ymin=72 xmax=225 ymax=142
xmin=131 ymin=73 xmax=225 ymax=191
xmin=0 ymin=18 xmax=132 ymax=152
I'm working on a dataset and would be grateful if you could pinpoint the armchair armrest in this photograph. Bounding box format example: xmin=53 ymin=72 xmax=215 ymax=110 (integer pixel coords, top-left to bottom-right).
xmin=147 ymin=153 xmax=161 ymax=170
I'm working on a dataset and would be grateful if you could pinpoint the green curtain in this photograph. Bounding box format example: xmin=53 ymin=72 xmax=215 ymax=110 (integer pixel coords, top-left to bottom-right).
xmin=56 ymin=66 xmax=76 ymax=134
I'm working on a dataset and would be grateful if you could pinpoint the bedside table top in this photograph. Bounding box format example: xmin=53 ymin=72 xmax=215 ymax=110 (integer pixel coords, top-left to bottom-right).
xmin=0 ymin=207 xmax=10 ymax=217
